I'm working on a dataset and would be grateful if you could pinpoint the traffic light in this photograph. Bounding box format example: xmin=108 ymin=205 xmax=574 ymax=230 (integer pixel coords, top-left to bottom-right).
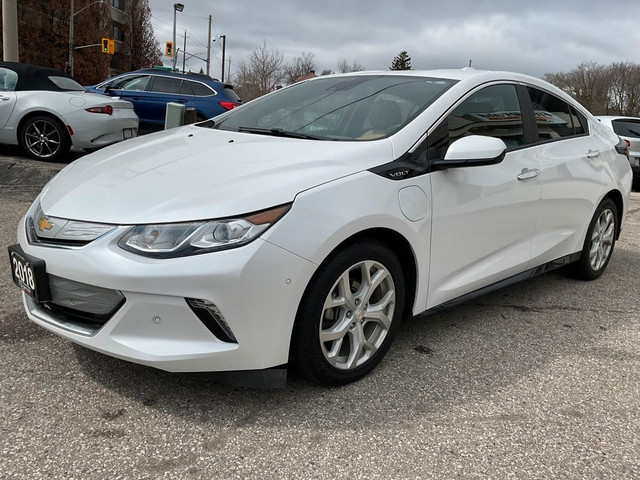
xmin=165 ymin=41 xmax=174 ymax=57
xmin=101 ymin=38 xmax=115 ymax=55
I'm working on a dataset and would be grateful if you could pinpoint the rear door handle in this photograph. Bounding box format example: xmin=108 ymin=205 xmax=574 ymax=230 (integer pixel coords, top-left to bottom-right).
xmin=587 ymin=149 xmax=601 ymax=158
xmin=517 ymin=168 xmax=540 ymax=181
xmin=0 ymin=96 xmax=10 ymax=101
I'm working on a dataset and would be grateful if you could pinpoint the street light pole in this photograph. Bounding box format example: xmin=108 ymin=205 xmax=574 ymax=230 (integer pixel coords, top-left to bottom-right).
xmin=172 ymin=3 xmax=184 ymax=70
xmin=220 ymin=35 xmax=226 ymax=82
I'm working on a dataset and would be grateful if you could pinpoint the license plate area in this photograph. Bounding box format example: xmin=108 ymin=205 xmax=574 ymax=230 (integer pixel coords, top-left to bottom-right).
xmin=8 ymin=245 xmax=51 ymax=302
xmin=123 ymin=128 xmax=136 ymax=139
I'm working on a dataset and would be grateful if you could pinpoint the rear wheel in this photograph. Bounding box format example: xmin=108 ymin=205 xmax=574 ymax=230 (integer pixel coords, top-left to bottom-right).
xmin=20 ymin=115 xmax=70 ymax=161
xmin=570 ymin=197 xmax=618 ymax=280
xmin=290 ymin=241 xmax=405 ymax=385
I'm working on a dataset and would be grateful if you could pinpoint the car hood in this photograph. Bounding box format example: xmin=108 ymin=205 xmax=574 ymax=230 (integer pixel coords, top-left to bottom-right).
xmin=40 ymin=125 xmax=394 ymax=224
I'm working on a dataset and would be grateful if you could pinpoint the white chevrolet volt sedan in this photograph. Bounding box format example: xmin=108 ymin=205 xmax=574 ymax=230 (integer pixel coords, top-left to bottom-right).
xmin=9 ymin=69 xmax=632 ymax=386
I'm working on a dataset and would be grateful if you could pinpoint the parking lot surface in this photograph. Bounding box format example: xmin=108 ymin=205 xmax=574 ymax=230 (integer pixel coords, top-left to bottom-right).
xmin=1 ymin=152 xmax=639 ymax=479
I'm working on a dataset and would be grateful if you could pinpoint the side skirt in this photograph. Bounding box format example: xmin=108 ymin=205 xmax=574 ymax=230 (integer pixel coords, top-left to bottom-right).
xmin=424 ymin=252 xmax=582 ymax=316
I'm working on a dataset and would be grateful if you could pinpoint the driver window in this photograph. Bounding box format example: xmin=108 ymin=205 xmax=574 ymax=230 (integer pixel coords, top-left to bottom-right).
xmin=112 ymin=75 xmax=151 ymax=91
xmin=428 ymin=84 xmax=524 ymax=161
xmin=0 ymin=67 xmax=18 ymax=92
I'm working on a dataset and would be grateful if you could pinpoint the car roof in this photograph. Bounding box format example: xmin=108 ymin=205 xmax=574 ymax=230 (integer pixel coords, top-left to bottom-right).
xmin=121 ymin=68 xmax=222 ymax=83
xmin=0 ymin=61 xmax=73 ymax=91
xmin=595 ymin=115 xmax=640 ymax=121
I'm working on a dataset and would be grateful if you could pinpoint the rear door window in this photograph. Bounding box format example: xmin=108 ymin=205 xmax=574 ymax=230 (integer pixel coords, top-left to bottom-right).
xmin=149 ymin=76 xmax=183 ymax=94
xmin=527 ymin=87 xmax=588 ymax=140
xmin=611 ymin=119 xmax=640 ymax=138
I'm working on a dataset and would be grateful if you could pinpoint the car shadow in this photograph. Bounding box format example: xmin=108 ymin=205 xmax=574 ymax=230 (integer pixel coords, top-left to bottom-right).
xmin=70 ymin=244 xmax=640 ymax=430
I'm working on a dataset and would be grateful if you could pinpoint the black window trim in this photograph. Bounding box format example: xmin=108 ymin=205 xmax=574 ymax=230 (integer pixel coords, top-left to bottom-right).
xmin=521 ymin=84 xmax=591 ymax=149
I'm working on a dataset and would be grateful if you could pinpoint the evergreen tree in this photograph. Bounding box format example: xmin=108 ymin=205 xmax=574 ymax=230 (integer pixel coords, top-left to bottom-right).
xmin=390 ymin=51 xmax=412 ymax=71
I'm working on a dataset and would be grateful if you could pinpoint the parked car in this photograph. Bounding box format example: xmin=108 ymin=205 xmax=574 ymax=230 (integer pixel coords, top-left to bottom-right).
xmin=595 ymin=115 xmax=640 ymax=187
xmin=0 ymin=62 xmax=138 ymax=161
xmin=85 ymin=69 xmax=241 ymax=127
xmin=9 ymin=69 xmax=632 ymax=386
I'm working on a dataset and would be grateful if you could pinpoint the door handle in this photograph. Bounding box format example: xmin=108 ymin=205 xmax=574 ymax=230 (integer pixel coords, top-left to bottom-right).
xmin=586 ymin=149 xmax=601 ymax=158
xmin=517 ymin=168 xmax=540 ymax=181
xmin=0 ymin=96 xmax=10 ymax=101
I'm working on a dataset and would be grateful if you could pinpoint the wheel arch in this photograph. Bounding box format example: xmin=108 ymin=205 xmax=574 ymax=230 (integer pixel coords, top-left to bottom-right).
xmin=17 ymin=110 xmax=72 ymax=145
xmin=603 ymin=189 xmax=624 ymax=239
xmin=311 ymin=227 xmax=419 ymax=320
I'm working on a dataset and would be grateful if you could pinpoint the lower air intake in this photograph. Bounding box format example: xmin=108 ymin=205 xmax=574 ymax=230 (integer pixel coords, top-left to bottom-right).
xmin=185 ymin=298 xmax=237 ymax=343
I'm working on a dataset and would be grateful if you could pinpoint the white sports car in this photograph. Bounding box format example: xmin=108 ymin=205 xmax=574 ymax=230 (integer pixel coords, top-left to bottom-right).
xmin=0 ymin=62 xmax=138 ymax=161
xmin=9 ymin=69 xmax=632 ymax=386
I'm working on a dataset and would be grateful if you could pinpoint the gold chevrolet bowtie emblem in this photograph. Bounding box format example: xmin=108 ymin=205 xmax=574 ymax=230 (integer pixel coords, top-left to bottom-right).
xmin=38 ymin=217 xmax=54 ymax=231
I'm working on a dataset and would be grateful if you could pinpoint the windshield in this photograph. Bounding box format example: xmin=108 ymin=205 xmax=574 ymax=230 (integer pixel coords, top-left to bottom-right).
xmin=213 ymin=75 xmax=456 ymax=141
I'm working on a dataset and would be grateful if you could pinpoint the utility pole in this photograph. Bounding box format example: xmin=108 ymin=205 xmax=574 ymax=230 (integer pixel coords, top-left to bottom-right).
xmin=69 ymin=0 xmax=74 ymax=75
xmin=206 ymin=15 xmax=212 ymax=76
xmin=182 ymin=29 xmax=187 ymax=73
xmin=220 ymin=35 xmax=226 ymax=82
xmin=2 ymin=0 xmax=19 ymax=61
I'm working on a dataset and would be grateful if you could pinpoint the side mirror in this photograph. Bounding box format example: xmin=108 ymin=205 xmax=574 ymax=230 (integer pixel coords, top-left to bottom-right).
xmin=431 ymin=135 xmax=507 ymax=170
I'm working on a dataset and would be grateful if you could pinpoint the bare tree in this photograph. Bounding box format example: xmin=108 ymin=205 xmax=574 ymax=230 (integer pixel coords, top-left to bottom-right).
xmin=544 ymin=62 xmax=608 ymax=113
xmin=606 ymin=62 xmax=640 ymax=116
xmin=235 ymin=41 xmax=285 ymax=100
xmin=123 ymin=0 xmax=161 ymax=71
xmin=337 ymin=58 xmax=364 ymax=73
xmin=284 ymin=52 xmax=316 ymax=84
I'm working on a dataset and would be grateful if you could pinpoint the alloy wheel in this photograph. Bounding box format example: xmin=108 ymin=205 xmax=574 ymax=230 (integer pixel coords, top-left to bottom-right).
xmin=589 ymin=208 xmax=615 ymax=271
xmin=319 ymin=260 xmax=396 ymax=371
xmin=24 ymin=119 xmax=62 ymax=159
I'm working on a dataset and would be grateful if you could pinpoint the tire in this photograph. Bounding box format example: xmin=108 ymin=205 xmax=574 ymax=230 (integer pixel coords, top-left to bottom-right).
xmin=289 ymin=240 xmax=405 ymax=386
xmin=20 ymin=115 xmax=70 ymax=162
xmin=569 ymin=197 xmax=618 ymax=280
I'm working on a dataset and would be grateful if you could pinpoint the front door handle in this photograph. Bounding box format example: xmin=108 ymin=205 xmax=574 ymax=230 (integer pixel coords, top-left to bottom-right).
xmin=587 ymin=149 xmax=601 ymax=158
xmin=517 ymin=167 xmax=540 ymax=181
xmin=0 ymin=96 xmax=10 ymax=101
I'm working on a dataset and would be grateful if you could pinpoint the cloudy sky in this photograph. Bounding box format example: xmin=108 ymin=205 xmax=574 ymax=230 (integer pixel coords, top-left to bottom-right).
xmin=148 ymin=0 xmax=640 ymax=80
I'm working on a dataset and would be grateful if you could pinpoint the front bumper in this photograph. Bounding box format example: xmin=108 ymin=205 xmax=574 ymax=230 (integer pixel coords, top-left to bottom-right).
xmin=16 ymin=216 xmax=316 ymax=372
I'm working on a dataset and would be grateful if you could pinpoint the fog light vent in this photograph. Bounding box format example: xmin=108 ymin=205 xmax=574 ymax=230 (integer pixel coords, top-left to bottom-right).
xmin=186 ymin=298 xmax=237 ymax=343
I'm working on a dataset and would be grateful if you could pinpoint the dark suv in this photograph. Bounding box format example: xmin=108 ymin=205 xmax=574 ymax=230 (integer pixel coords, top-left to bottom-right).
xmin=86 ymin=69 xmax=241 ymax=127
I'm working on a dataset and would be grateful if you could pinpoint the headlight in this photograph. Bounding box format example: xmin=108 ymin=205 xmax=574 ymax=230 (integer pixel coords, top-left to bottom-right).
xmin=118 ymin=204 xmax=290 ymax=258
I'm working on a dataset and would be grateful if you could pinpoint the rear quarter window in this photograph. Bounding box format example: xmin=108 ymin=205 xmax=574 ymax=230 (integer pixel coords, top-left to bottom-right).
xmin=190 ymin=81 xmax=215 ymax=96
xmin=223 ymin=86 xmax=240 ymax=102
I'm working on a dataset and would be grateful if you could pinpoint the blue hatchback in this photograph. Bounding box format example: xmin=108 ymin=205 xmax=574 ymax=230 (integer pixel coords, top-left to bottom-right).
xmin=85 ymin=69 xmax=241 ymax=127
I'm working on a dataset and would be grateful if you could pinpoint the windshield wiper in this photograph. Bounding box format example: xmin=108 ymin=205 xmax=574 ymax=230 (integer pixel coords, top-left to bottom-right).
xmin=237 ymin=126 xmax=326 ymax=140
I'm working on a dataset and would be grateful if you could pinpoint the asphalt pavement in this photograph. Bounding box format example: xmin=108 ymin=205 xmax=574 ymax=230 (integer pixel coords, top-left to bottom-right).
xmin=0 ymin=150 xmax=638 ymax=479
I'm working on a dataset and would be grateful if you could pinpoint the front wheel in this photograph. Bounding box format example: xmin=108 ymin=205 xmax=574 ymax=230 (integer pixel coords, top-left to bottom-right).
xmin=290 ymin=241 xmax=405 ymax=386
xmin=570 ymin=197 xmax=618 ymax=280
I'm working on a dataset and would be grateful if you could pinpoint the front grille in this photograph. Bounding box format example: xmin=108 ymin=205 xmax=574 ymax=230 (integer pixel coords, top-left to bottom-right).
xmin=26 ymin=204 xmax=116 ymax=248
xmin=40 ymin=275 xmax=125 ymax=331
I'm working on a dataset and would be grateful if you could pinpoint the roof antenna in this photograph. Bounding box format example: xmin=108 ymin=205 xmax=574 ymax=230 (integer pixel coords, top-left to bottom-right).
xmin=468 ymin=59 xmax=472 ymax=68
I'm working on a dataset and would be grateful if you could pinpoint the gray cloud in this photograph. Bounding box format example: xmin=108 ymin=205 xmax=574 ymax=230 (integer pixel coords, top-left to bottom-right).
xmin=148 ymin=0 xmax=640 ymax=79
